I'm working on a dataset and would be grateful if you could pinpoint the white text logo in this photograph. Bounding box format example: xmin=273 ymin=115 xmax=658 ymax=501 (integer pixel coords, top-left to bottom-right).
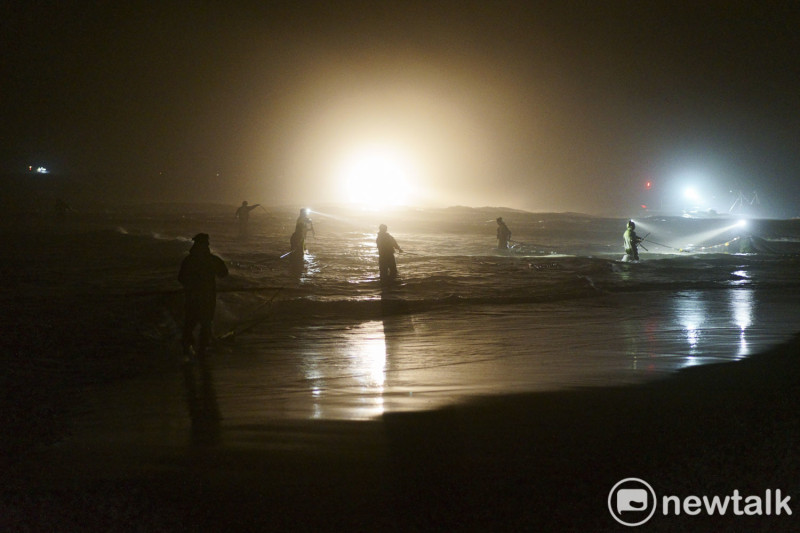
xmin=609 ymin=478 xmax=792 ymax=527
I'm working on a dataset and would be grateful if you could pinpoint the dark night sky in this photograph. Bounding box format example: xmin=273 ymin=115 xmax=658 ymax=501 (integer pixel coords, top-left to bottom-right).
xmin=3 ymin=1 xmax=799 ymax=215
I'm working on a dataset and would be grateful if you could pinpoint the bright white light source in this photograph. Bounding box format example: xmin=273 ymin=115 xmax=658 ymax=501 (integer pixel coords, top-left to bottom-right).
xmin=683 ymin=187 xmax=700 ymax=201
xmin=736 ymin=219 xmax=747 ymax=227
xmin=340 ymin=146 xmax=411 ymax=208
xmin=36 ymin=167 xmax=48 ymax=174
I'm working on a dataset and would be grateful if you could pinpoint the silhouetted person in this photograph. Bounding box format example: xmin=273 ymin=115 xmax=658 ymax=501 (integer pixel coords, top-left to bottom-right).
xmin=623 ymin=220 xmax=643 ymax=261
xmin=496 ymin=217 xmax=512 ymax=249
xmin=290 ymin=208 xmax=315 ymax=256
xmin=235 ymin=200 xmax=261 ymax=237
xmin=178 ymin=233 xmax=228 ymax=358
xmin=376 ymin=224 xmax=403 ymax=281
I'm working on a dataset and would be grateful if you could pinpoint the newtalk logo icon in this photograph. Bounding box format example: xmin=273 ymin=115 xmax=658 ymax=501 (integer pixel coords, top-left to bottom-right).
xmin=608 ymin=478 xmax=657 ymax=526
xmin=608 ymin=478 xmax=793 ymax=526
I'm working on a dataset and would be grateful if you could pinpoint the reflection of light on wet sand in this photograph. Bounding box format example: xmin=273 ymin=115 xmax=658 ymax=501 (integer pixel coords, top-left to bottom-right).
xmin=729 ymin=289 xmax=753 ymax=357
xmin=304 ymin=320 xmax=387 ymax=419
xmin=676 ymin=291 xmax=707 ymax=362
xmin=61 ymin=289 xmax=800 ymax=450
xmin=672 ymin=288 xmax=756 ymax=367
xmin=347 ymin=321 xmax=386 ymax=416
xmin=351 ymin=322 xmax=387 ymax=388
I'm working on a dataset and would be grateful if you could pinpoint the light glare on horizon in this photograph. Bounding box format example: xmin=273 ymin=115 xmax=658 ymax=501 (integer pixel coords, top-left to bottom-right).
xmin=683 ymin=187 xmax=700 ymax=202
xmin=339 ymin=145 xmax=414 ymax=208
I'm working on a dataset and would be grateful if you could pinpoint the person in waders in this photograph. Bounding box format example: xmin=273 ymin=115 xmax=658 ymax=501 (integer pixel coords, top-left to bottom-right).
xmin=178 ymin=233 xmax=228 ymax=359
xmin=623 ymin=220 xmax=643 ymax=261
xmin=376 ymin=224 xmax=403 ymax=282
xmin=290 ymin=208 xmax=315 ymax=257
xmin=496 ymin=217 xmax=512 ymax=249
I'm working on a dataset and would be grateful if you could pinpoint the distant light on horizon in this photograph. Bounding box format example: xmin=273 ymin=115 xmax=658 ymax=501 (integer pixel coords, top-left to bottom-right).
xmin=339 ymin=145 xmax=414 ymax=209
xmin=683 ymin=186 xmax=700 ymax=202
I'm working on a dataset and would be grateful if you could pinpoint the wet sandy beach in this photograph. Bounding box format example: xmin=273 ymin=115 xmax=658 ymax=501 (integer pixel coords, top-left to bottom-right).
xmin=3 ymin=287 xmax=800 ymax=530
xmin=22 ymin=288 xmax=797 ymax=442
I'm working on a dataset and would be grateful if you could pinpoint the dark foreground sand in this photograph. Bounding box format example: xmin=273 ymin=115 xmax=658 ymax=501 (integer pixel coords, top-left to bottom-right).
xmin=3 ymin=333 xmax=799 ymax=532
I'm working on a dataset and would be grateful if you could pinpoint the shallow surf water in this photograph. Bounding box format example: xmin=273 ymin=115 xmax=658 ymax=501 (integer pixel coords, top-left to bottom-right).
xmin=3 ymin=203 xmax=800 ymax=437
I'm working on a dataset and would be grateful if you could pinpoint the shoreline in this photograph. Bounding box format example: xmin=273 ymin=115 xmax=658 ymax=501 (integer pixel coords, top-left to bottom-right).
xmin=2 ymin=209 xmax=800 ymax=530
xmin=4 ymin=332 xmax=799 ymax=531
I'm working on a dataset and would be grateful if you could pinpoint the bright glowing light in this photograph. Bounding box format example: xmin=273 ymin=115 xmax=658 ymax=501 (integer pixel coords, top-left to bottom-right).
xmin=629 ymin=219 xmax=655 ymax=236
xmin=679 ymin=220 xmax=753 ymax=250
xmin=36 ymin=167 xmax=48 ymax=174
xmin=339 ymin=146 xmax=412 ymax=208
xmin=736 ymin=219 xmax=747 ymax=228
xmin=683 ymin=187 xmax=700 ymax=201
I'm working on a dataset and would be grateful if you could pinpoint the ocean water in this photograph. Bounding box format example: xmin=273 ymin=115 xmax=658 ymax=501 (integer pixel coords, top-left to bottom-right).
xmin=3 ymin=204 xmax=800 ymax=425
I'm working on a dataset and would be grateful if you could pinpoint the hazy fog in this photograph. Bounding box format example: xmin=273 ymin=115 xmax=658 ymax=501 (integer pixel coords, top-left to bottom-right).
xmin=4 ymin=1 xmax=799 ymax=216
